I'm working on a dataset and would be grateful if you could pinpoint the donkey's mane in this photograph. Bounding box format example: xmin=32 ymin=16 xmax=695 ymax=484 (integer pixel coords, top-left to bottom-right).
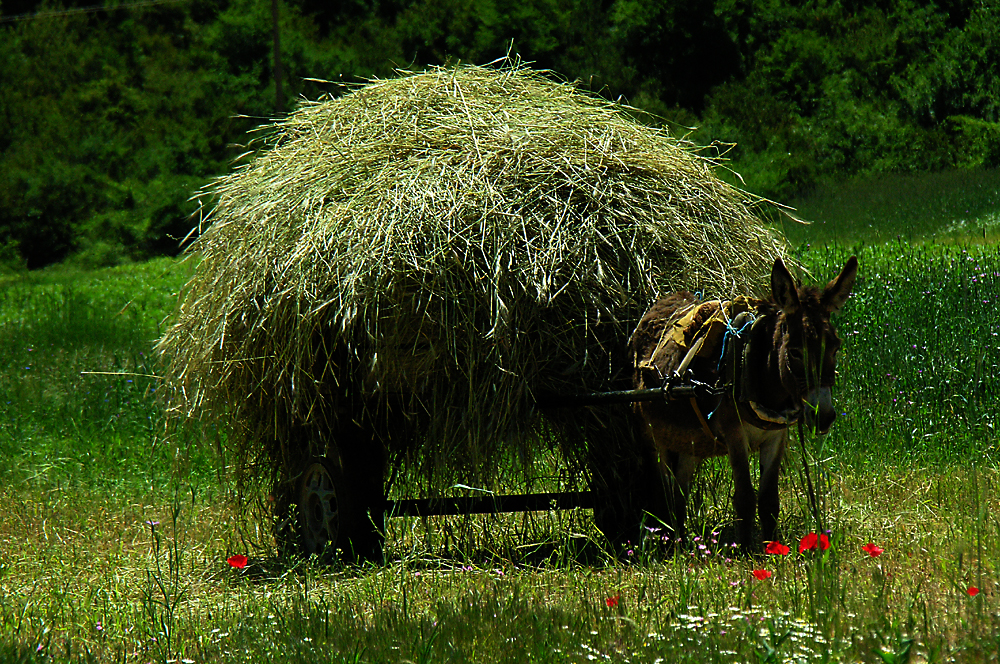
xmin=797 ymin=285 xmax=825 ymax=308
xmin=761 ymin=284 xmax=828 ymax=328
xmin=797 ymin=286 xmax=833 ymax=334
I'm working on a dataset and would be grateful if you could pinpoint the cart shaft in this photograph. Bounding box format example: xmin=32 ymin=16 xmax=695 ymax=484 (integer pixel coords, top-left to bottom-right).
xmin=535 ymin=384 xmax=697 ymax=408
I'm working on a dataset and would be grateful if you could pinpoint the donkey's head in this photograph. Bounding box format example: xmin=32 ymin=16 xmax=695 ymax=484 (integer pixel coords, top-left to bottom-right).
xmin=770 ymin=256 xmax=858 ymax=433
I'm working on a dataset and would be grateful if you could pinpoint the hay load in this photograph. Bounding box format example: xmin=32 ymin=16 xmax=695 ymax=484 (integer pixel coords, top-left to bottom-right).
xmin=157 ymin=64 xmax=791 ymax=553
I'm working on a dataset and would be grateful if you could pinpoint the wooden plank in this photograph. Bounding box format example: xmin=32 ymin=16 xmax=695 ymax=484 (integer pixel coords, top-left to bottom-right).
xmin=387 ymin=491 xmax=593 ymax=517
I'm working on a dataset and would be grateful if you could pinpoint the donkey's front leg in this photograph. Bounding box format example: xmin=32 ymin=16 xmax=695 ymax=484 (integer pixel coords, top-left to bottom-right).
xmin=757 ymin=430 xmax=788 ymax=543
xmin=717 ymin=409 xmax=757 ymax=552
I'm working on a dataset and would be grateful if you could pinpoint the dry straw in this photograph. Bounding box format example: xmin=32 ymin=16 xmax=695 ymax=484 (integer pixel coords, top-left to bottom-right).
xmin=157 ymin=63 xmax=790 ymax=495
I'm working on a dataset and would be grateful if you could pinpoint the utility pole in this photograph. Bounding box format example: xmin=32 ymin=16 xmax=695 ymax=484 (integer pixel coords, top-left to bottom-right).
xmin=271 ymin=0 xmax=284 ymax=113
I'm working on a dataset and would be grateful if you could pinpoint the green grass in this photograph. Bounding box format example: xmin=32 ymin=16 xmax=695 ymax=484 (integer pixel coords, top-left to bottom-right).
xmin=2 ymin=467 xmax=997 ymax=663
xmin=0 ymin=257 xmax=216 ymax=493
xmin=778 ymin=168 xmax=1000 ymax=247
xmin=3 ymin=195 xmax=1000 ymax=662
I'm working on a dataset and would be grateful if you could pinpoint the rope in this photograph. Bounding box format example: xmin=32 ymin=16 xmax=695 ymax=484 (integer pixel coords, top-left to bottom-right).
xmin=715 ymin=310 xmax=756 ymax=374
xmin=706 ymin=305 xmax=756 ymax=420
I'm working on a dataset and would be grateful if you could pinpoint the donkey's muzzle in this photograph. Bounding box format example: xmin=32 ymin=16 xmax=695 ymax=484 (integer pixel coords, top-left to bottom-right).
xmin=803 ymin=387 xmax=836 ymax=434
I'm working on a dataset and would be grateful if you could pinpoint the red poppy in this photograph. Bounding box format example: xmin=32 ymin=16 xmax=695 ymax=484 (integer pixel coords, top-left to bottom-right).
xmin=861 ymin=543 xmax=883 ymax=557
xmin=605 ymin=595 xmax=619 ymax=608
xmin=967 ymin=587 xmax=979 ymax=597
xmin=752 ymin=569 xmax=772 ymax=580
xmin=227 ymin=554 xmax=248 ymax=569
xmin=797 ymin=532 xmax=831 ymax=553
xmin=765 ymin=541 xmax=790 ymax=555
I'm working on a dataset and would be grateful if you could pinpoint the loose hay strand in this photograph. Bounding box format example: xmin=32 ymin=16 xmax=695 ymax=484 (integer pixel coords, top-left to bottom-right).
xmin=157 ymin=63 xmax=791 ymax=500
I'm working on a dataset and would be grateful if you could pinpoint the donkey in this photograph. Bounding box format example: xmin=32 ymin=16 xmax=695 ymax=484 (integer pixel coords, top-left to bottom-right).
xmin=630 ymin=256 xmax=858 ymax=552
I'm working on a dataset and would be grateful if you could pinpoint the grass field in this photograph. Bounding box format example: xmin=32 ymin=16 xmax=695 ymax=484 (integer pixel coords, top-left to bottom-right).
xmin=2 ymin=170 xmax=1000 ymax=662
xmin=781 ymin=168 xmax=1000 ymax=247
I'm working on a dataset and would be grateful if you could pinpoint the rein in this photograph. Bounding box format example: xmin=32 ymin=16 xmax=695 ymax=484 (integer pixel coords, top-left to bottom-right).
xmin=798 ymin=418 xmax=822 ymax=525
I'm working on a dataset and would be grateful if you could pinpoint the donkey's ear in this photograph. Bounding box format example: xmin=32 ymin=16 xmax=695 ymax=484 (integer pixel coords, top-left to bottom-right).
xmin=770 ymin=257 xmax=800 ymax=312
xmin=821 ymin=255 xmax=858 ymax=313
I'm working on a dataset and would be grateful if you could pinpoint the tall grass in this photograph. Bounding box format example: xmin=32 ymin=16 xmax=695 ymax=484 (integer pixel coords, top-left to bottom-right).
xmin=802 ymin=241 xmax=1000 ymax=465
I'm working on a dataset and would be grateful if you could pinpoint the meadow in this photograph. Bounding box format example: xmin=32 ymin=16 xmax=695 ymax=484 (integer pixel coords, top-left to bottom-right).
xmin=2 ymin=170 xmax=999 ymax=663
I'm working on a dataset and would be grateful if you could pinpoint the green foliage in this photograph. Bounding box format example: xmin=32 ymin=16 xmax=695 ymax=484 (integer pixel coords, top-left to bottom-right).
xmin=702 ymin=0 xmax=1000 ymax=198
xmin=1 ymin=0 xmax=999 ymax=266
xmin=0 ymin=0 xmax=390 ymax=269
xmin=0 ymin=4 xmax=231 ymax=268
xmin=606 ymin=0 xmax=741 ymax=112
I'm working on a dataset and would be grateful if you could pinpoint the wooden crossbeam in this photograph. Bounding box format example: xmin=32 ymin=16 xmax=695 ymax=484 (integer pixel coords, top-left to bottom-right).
xmin=387 ymin=491 xmax=593 ymax=517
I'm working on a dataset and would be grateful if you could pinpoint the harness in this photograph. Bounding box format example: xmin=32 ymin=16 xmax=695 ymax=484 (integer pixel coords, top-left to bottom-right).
xmin=737 ymin=316 xmax=801 ymax=429
xmin=642 ymin=298 xmax=801 ymax=441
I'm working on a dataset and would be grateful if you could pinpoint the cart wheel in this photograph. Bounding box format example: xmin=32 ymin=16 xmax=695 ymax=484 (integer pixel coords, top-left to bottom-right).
xmin=298 ymin=457 xmax=354 ymax=559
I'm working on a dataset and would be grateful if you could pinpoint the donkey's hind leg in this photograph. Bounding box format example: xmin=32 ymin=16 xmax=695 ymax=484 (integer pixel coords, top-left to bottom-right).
xmin=757 ymin=430 xmax=788 ymax=544
xmin=664 ymin=451 xmax=700 ymax=544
